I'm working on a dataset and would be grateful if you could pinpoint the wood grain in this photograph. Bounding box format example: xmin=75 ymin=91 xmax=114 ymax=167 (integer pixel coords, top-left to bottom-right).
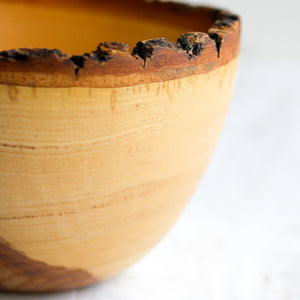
xmin=0 ymin=0 xmax=240 ymax=292
xmin=0 ymin=57 xmax=239 ymax=291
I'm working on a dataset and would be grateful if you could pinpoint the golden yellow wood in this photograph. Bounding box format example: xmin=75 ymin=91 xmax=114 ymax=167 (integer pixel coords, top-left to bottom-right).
xmin=0 ymin=58 xmax=238 ymax=291
xmin=0 ymin=0 xmax=240 ymax=292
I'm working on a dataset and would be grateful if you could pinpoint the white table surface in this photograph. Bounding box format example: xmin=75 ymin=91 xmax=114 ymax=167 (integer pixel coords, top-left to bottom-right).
xmin=1 ymin=0 xmax=300 ymax=299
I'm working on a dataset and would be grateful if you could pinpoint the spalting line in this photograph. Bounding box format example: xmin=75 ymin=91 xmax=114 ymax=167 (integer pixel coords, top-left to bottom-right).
xmin=0 ymin=143 xmax=36 ymax=150
xmin=110 ymin=90 xmax=117 ymax=111
xmin=31 ymin=86 xmax=37 ymax=99
xmin=167 ymin=81 xmax=175 ymax=99
xmin=7 ymin=85 xmax=18 ymax=101
xmin=0 ymin=210 xmax=77 ymax=221
xmin=156 ymin=84 xmax=161 ymax=96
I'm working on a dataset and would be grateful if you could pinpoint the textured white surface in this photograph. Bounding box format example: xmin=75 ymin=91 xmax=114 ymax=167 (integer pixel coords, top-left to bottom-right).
xmin=1 ymin=0 xmax=300 ymax=299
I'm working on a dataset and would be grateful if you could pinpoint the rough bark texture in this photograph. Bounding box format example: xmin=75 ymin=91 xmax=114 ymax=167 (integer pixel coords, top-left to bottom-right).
xmin=0 ymin=0 xmax=240 ymax=87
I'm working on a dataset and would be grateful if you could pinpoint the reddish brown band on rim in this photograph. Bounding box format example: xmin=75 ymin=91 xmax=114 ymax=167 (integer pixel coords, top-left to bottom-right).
xmin=0 ymin=0 xmax=241 ymax=88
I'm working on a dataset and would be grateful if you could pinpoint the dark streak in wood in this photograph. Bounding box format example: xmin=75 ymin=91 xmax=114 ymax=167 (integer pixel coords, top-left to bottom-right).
xmin=156 ymin=84 xmax=161 ymax=96
xmin=110 ymin=90 xmax=117 ymax=111
xmin=1 ymin=143 xmax=36 ymax=150
xmin=31 ymin=86 xmax=37 ymax=99
xmin=7 ymin=86 xmax=18 ymax=101
xmin=0 ymin=210 xmax=77 ymax=221
xmin=0 ymin=237 xmax=97 ymax=292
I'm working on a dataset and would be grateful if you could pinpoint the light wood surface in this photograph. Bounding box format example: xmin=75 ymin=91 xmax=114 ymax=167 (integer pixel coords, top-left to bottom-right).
xmin=0 ymin=57 xmax=238 ymax=291
xmin=0 ymin=0 xmax=240 ymax=292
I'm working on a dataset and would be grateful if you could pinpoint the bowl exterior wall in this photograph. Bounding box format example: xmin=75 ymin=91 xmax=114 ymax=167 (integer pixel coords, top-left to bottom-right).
xmin=0 ymin=57 xmax=238 ymax=292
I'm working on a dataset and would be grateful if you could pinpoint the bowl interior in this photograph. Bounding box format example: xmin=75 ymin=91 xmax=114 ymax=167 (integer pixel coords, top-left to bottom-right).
xmin=0 ymin=0 xmax=217 ymax=55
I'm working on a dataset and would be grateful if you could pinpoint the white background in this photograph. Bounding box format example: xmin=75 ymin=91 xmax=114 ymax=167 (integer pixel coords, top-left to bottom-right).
xmin=1 ymin=0 xmax=300 ymax=299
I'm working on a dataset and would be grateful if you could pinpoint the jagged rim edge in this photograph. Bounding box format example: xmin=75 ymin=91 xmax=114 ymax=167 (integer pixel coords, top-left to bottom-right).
xmin=0 ymin=1 xmax=241 ymax=86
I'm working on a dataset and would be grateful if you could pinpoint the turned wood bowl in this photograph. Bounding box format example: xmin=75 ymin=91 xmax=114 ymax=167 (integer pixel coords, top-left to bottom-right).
xmin=0 ymin=0 xmax=240 ymax=292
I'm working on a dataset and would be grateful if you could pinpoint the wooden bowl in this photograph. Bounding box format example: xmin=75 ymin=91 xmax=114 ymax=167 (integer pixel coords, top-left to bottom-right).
xmin=0 ymin=0 xmax=240 ymax=293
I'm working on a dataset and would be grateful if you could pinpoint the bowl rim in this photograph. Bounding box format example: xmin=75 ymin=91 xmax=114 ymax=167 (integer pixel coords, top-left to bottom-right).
xmin=0 ymin=0 xmax=241 ymax=88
